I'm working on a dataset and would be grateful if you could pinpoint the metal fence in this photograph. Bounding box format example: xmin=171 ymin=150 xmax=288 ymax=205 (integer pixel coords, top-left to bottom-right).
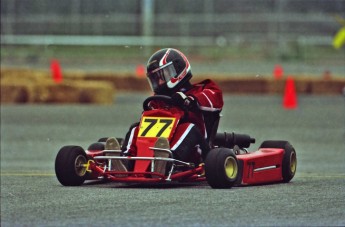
xmin=1 ymin=0 xmax=345 ymax=47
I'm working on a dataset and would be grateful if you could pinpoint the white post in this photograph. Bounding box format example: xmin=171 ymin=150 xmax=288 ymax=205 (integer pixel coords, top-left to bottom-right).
xmin=142 ymin=0 xmax=154 ymax=55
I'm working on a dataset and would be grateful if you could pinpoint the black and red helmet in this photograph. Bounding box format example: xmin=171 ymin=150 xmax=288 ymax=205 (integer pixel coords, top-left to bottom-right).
xmin=146 ymin=48 xmax=192 ymax=95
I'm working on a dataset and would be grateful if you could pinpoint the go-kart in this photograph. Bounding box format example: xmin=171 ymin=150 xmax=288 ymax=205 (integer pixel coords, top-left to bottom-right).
xmin=55 ymin=95 xmax=297 ymax=189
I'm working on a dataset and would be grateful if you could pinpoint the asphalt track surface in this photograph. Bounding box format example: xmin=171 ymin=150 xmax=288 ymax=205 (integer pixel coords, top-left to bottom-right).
xmin=1 ymin=93 xmax=345 ymax=226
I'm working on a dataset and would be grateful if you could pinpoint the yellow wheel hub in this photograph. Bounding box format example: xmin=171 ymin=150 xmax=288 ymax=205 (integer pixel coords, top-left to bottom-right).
xmin=224 ymin=156 xmax=238 ymax=180
xmin=75 ymin=155 xmax=87 ymax=176
xmin=290 ymin=151 xmax=297 ymax=174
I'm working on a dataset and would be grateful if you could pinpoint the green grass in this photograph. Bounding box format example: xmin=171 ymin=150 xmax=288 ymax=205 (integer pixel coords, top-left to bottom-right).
xmin=2 ymin=44 xmax=344 ymax=61
xmin=1 ymin=44 xmax=344 ymax=75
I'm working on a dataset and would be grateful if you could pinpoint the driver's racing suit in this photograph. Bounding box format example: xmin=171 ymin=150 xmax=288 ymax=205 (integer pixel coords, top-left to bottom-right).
xmin=122 ymin=79 xmax=223 ymax=164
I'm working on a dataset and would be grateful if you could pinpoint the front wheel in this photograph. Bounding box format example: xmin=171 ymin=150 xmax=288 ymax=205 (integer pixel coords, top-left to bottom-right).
xmin=55 ymin=146 xmax=88 ymax=186
xmin=205 ymin=148 xmax=239 ymax=189
xmin=259 ymin=140 xmax=297 ymax=183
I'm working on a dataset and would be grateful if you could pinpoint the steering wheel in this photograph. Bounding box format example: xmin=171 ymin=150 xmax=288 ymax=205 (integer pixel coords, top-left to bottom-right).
xmin=143 ymin=95 xmax=189 ymax=120
xmin=143 ymin=95 xmax=173 ymax=111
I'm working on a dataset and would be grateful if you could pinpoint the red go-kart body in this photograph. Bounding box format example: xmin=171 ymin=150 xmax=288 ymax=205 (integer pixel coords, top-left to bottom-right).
xmin=55 ymin=96 xmax=297 ymax=189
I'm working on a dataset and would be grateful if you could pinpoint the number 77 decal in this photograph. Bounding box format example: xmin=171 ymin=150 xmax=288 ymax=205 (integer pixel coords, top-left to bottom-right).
xmin=138 ymin=117 xmax=176 ymax=138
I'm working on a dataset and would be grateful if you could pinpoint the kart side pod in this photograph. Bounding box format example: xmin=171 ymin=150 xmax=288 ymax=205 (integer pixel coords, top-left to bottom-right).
xmin=214 ymin=132 xmax=255 ymax=149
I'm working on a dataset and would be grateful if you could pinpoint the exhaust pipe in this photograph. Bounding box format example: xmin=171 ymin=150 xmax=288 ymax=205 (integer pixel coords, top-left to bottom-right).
xmin=214 ymin=132 xmax=255 ymax=148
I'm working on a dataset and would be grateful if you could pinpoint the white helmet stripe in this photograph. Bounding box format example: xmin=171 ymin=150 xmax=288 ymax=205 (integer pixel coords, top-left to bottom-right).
xmin=159 ymin=48 xmax=171 ymax=66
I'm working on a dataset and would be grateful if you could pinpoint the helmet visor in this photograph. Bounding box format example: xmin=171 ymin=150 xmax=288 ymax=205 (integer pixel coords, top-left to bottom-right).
xmin=147 ymin=62 xmax=177 ymax=92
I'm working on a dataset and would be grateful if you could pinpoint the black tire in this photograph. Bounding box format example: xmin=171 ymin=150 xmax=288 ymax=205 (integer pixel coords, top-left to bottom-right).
xmin=87 ymin=142 xmax=105 ymax=150
xmin=205 ymin=148 xmax=239 ymax=189
xmin=97 ymin=137 xmax=124 ymax=147
xmin=259 ymin=140 xmax=297 ymax=183
xmin=98 ymin=137 xmax=108 ymax=142
xmin=55 ymin=146 xmax=88 ymax=186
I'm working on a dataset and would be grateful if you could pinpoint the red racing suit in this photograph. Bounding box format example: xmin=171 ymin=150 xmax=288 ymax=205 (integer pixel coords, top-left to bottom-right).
xmin=123 ymin=79 xmax=223 ymax=161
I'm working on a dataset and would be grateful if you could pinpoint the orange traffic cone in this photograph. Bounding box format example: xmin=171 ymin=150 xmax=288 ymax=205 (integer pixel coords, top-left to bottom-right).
xmin=283 ymin=76 xmax=297 ymax=109
xmin=273 ymin=64 xmax=284 ymax=79
xmin=135 ymin=64 xmax=146 ymax=78
xmin=50 ymin=59 xmax=63 ymax=84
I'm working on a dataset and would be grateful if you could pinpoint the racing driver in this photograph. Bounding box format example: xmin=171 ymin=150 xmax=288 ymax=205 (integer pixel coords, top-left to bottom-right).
xmin=106 ymin=48 xmax=223 ymax=169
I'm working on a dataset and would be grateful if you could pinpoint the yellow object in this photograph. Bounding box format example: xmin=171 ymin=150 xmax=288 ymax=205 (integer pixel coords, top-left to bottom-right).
xmin=83 ymin=160 xmax=95 ymax=173
xmin=224 ymin=156 xmax=238 ymax=180
xmin=333 ymin=27 xmax=345 ymax=49
xmin=139 ymin=116 xmax=176 ymax=138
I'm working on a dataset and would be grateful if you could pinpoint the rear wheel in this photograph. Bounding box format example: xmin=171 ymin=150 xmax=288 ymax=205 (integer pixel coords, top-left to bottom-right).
xmin=259 ymin=140 xmax=297 ymax=183
xmin=55 ymin=146 xmax=88 ymax=186
xmin=205 ymin=148 xmax=239 ymax=189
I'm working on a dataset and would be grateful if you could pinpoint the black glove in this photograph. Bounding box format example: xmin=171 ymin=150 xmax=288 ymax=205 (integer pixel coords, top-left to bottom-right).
xmin=171 ymin=92 xmax=197 ymax=110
